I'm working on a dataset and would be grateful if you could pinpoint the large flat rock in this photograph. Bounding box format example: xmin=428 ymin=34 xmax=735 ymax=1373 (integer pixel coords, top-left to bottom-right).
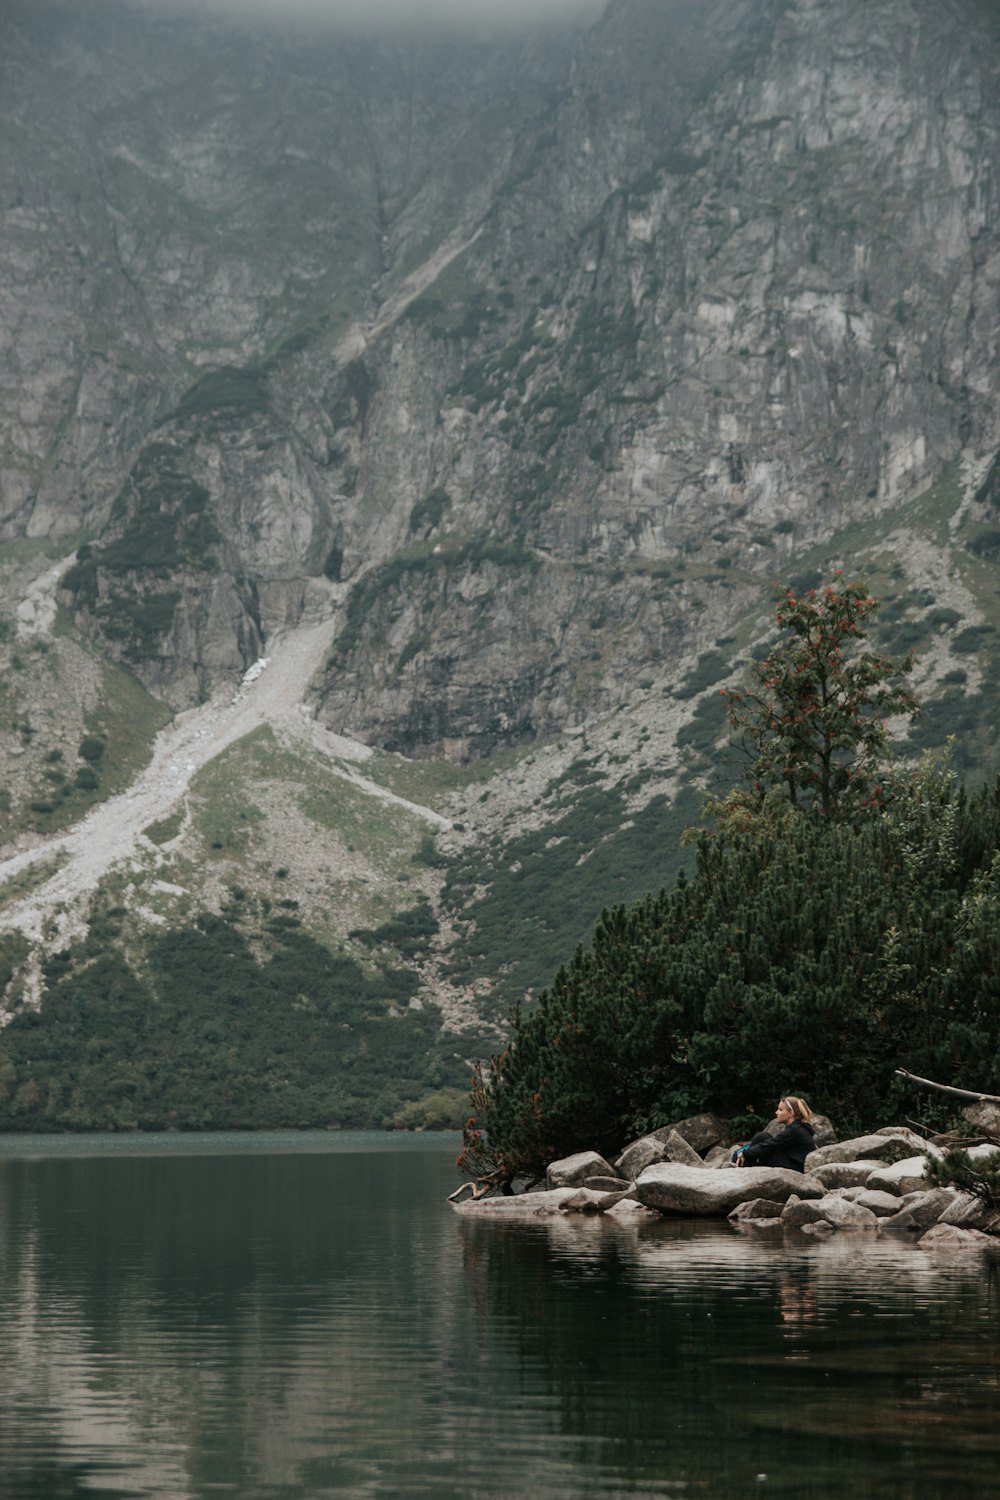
xmin=450 ymin=1188 xmax=591 ymax=1217
xmin=634 ymin=1164 xmax=824 ymax=1216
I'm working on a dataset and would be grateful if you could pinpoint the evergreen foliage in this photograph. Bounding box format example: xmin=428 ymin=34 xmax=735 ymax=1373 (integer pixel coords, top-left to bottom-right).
xmin=0 ymin=914 xmax=469 ymax=1132
xmin=924 ymin=1146 xmax=1000 ymax=1207
xmin=461 ymin=581 xmax=995 ymax=1185
xmin=463 ymin=766 xmax=1000 ymax=1183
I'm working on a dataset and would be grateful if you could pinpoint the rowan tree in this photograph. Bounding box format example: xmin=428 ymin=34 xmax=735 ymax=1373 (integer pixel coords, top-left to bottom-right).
xmin=722 ymin=577 xmax=919 ymax=819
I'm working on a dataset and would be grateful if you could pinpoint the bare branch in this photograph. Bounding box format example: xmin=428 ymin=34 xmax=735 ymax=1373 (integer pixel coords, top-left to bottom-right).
xmin=895 ymin=1068 xmax=1000 ymax=1105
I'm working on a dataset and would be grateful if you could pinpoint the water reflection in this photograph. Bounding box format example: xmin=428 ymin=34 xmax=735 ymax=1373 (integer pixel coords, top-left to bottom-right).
xmin=0 ymin=1140 xmax=997 ymax=1499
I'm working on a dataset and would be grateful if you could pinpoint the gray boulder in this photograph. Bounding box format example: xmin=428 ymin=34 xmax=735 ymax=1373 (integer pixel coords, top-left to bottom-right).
xmin=850 ymin=1188 xmax=909 ymax=1217
xmin=450 ymin=1188 xmax=581 ymax=1217
xmin=812 ymin=1161 xmax=878 ymax=1190
xmin=938 ymin=1191 xmax=1000 ymax=1234
xmin=605 ymin=1197 xmax=661 ymax=1220
xmin=634 ymin=1164 xmax=823 ymax=1217
xmin=615 ymin=1129 xmax=701 ymax=1179
xmin=657 ymin=1113 xmax=731 ymax=1155
xmin=805 ymin=1132 xmax=935 ymax=1172
xmin=808 ymin=1113 xmax=838 ymax=1148
xmin=918 ymin=1223 xmax=1000 ymax=1254
xmin=865 ymin=1156 xmax=933 ymax=1196
xmin=583 ymin=1174 xmax=632 ymax=1193
xmin=962 ymin=1101 xmax=1000 ymax=1140
xmin=880 ymin=1207 xmax=919 ymax=1230
xmin=547 ymin=1151 xmax=617 ymax=1189
xmin=966 ymin=1143 xmax=1000 ymax=1163
xmin=781 ymin=1194 xmax=878 ymax=1231
xmin=891 ymin=1188 xmax=957 ymax=1229
xmin=729 ymin=1198 xmax=788 ymax=1221
xmin=703 ymin=1145 xmax=734 ymax=1169
xmin=560 ymin=1190 xmax=607 ymax=1214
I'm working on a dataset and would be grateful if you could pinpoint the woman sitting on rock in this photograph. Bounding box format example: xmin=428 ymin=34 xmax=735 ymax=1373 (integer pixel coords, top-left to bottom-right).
xmin=734 ymin=1097 xmax=815 ymax=1172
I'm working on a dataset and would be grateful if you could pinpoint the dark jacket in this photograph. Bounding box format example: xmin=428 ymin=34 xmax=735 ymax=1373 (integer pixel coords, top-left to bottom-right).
xmin=741 ymin=1120 xmax=815 ymax=1172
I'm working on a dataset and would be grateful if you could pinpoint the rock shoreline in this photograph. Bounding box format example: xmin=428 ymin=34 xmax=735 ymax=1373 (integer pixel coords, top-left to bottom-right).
xmin=450 ymin=1110 xmax=1000 ymax=1254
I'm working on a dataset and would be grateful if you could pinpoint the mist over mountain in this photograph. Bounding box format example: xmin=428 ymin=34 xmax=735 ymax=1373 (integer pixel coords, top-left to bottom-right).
xmin=0 ymin=0 xmax=998 ymax=1128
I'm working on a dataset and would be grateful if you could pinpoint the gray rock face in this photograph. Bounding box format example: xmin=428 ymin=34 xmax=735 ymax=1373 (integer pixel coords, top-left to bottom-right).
xmin=634 ymin=1164 xmax=824 ymax=1217
xmin=615 ymin=1129 xmax=702 ymax=1179
xmin=547 ymin=1151 xmax=617 ymax=1189
xmin=5 ymin=0 xmax=999 ymax=747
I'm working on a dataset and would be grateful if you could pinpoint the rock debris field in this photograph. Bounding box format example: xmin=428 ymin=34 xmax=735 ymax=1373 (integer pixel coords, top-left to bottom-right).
xmin=0 ymin=612 xmax=449 ymax=950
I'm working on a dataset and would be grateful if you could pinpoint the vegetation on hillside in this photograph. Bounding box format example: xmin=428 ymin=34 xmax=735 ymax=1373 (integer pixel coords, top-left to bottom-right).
xmin=0 ymin=913 xmax=475 ymax=1132
xmin=461 ymin=581 xmax=1000 ymax=1186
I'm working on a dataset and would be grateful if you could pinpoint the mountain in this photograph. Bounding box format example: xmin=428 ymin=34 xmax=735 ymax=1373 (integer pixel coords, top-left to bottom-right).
xmin=1 ymin=0 xmax=999 ymax=1129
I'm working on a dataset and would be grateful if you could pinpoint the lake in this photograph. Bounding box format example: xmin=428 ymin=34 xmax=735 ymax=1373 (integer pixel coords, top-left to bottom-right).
xmin=0 ymin=1132 xmax=996 ymax=1499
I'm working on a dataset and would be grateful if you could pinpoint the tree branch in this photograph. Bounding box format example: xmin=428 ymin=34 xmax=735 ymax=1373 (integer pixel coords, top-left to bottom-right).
xmin=895 ymin=1068 xmax=1000 ymax=1105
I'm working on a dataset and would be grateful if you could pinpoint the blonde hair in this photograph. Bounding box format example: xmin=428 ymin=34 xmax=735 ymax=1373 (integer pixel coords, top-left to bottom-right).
xmin=781 ymin=1096 xmax=813 ymax=1123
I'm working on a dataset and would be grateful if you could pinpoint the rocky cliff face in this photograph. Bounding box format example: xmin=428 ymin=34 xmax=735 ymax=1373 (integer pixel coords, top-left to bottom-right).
xmin=2 ymin=0 xmax=999 ymax=757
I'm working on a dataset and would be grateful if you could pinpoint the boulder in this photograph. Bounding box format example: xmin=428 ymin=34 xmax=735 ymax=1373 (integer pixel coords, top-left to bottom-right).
xmin=938 ymin=1191 xmax=1000 ymax=1234
xmin=583 ymin=1175 xmax=632 ymax=1193
xmin=546 ymin=1151 xmax=617 ymax=1189
xmin=703 ymin=1145 xmax=733 ymax=1169
xmin=559 ymin=1189 xmax=608 ymax=1214
xmin=865 ymin=1156 xmax=933 ymax=1196
xmin=450 ymin=1188 xmax=581 ymax=1217
xmin=812 ymin=1161 xmax=878 ymax=1190
xmin=800 ymin=1220 xmax=835 ymax=1238
xmin=615 ymin=1129 xmax=701 ymax=1179
xmin=634 ymin=1164 xmax=824 ymax=1217
xmin=729 ymin=1198 xmax=787 ymax=1221
xmin=781 ymin=1194 xmax=878 ymax=1231
xmin=851 ymin=1188 xmax=909 ymax=1217
xmin=918 ymin=1223 xmax=1000 ymax=1254
xmin=966 ymin=1143 xmax=1000 ymax=1163
xmin=656 ymin=1112 xmax=731 ymax=1155
xmin=805 ymin=1132 xmax=936 ymax=1172
xmin=605 ymin=1197 xmax=661 ymax=1220
xmin=808 ymin=1113 xmax=838 ymax=1148
xmin=891 ymin=1188 xmax=956 ymax=1229
xmin=880 ymin=1207 xmax=919 ymax=1230
xmin=962 ymin=1100 xmax=1000 ymax=1140
xmin=595 ymin=1186 xmax=639 ymax=1211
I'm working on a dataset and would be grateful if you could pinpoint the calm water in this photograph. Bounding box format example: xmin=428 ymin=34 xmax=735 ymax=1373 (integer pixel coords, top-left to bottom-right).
xmin=0 ymin=1134 xmax=997 ymax=1500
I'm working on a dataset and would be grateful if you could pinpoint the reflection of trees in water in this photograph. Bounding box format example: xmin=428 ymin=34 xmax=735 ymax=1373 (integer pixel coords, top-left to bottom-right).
xmin=457 ymin=1216 xmax=1000 ymax=1494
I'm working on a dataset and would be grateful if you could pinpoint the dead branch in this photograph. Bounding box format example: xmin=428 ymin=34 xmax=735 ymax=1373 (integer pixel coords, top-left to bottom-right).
xmin=895 ymin=1069 xmax=1000 ymax=1105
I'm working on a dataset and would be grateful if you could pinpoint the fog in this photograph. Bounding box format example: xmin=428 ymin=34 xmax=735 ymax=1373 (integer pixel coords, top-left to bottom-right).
xmin=130 ymin=0 xmax=606 ymax=31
